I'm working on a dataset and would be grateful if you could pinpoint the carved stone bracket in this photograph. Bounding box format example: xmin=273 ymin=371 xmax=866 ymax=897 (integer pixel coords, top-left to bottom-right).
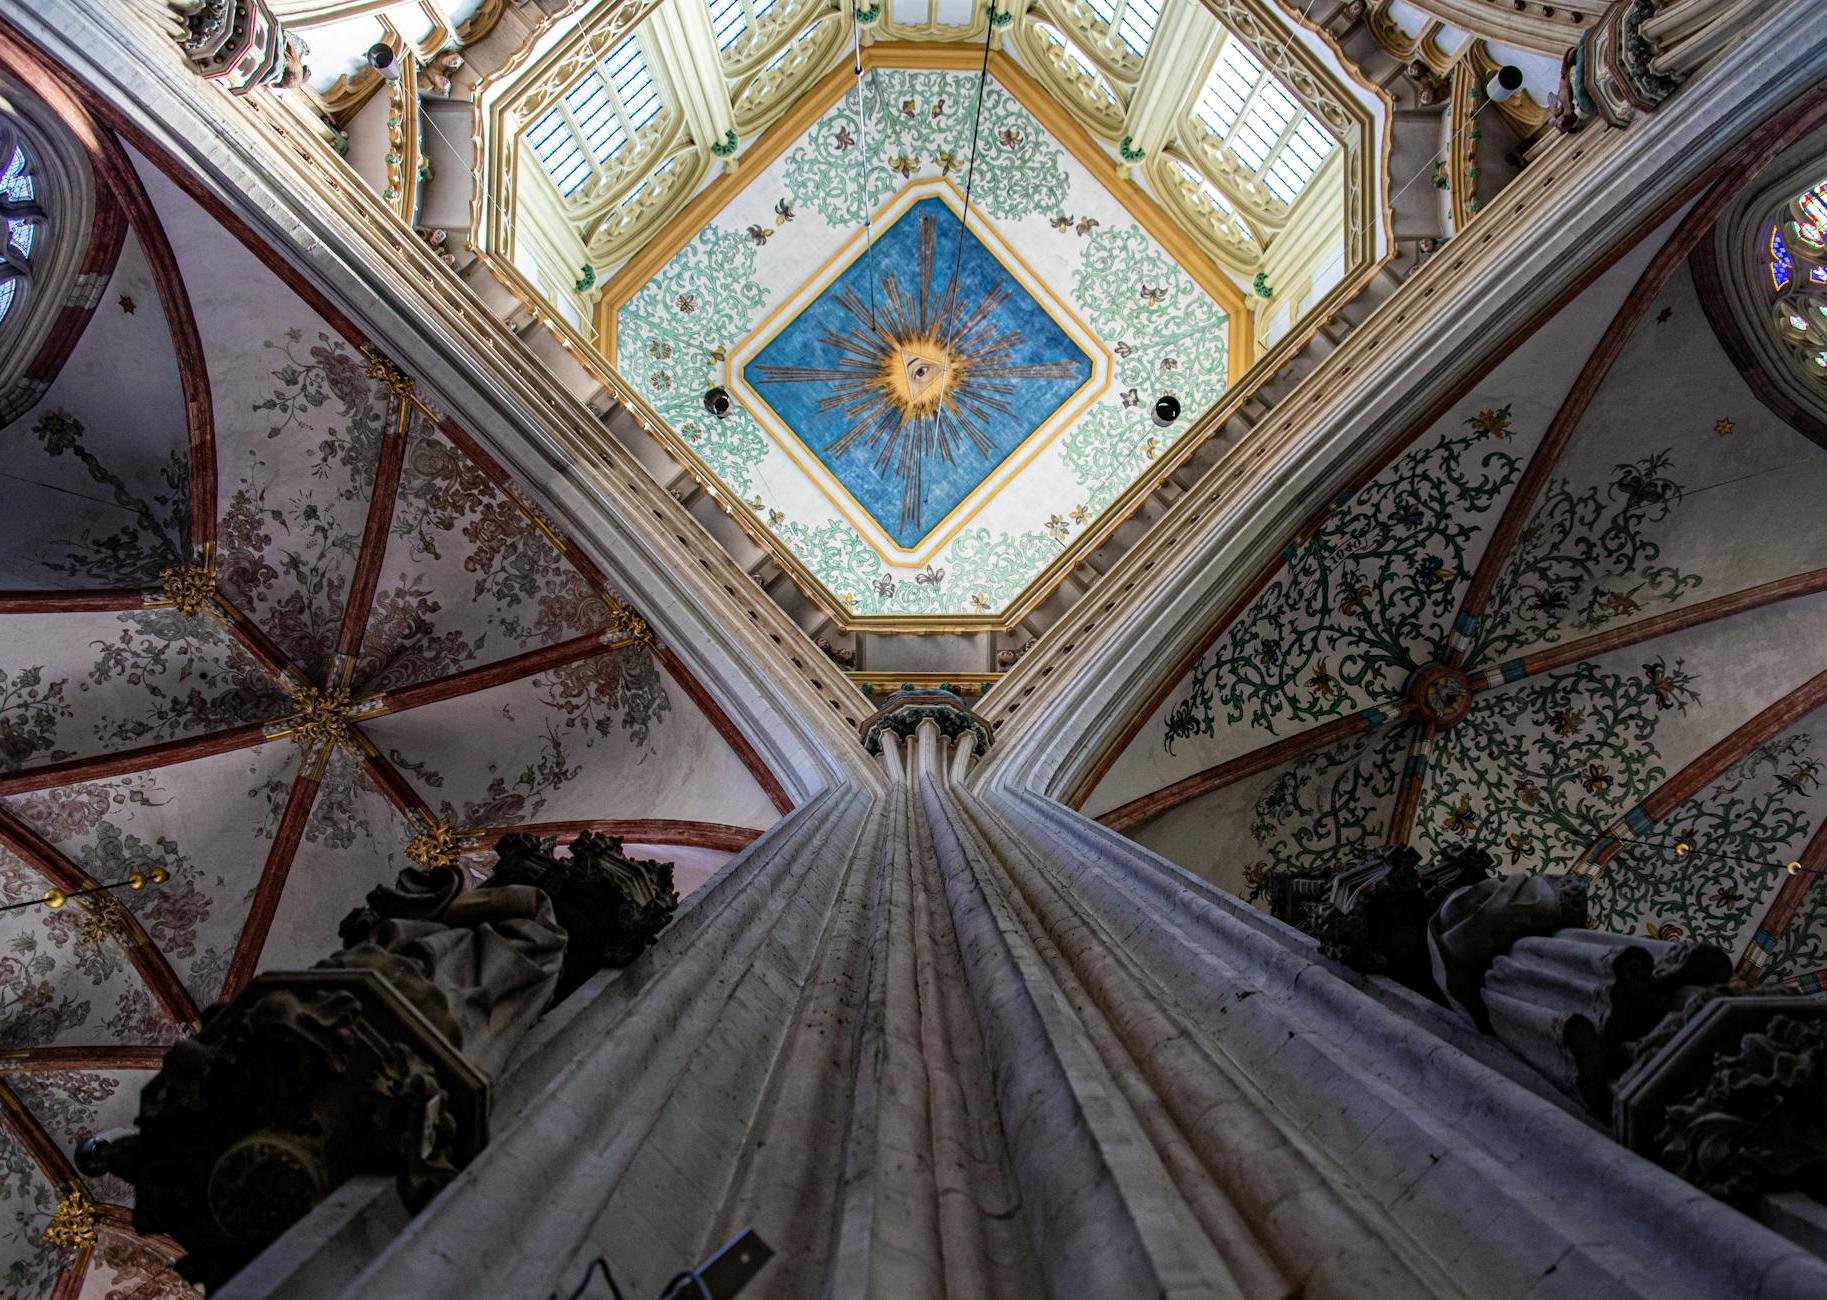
xmin=169 ymin=0 xmax=303 ymax=95
xmin=1556 ymin=0 xmax=1682 ymax=132
xmin=1427 ymin=870 xmax=1826 ymax=1207
xmin=859 ymin=687 xmax=991 ymax=758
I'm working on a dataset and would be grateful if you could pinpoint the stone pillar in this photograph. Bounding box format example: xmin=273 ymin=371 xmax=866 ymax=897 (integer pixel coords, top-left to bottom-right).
xmin=256 ymin=691 xmax=1827 ymax=1299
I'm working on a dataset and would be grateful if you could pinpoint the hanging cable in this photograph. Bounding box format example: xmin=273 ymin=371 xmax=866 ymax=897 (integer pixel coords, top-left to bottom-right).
xmin=850 ymin=0 xmax=879 ymax=327
xmin=937 ymin=0 xmax=997 ymax=374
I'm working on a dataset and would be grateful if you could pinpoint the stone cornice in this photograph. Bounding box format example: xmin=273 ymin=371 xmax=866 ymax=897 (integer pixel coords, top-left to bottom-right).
xmin=975 ymin=0 xmax=1827 ymax=800
xmin=4 ymin=0 xmax=883 ymax=798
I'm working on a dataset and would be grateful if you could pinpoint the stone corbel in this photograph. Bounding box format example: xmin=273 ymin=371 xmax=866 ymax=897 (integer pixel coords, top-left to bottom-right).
xmin=169 ymin=0 xmax=305 ymax=95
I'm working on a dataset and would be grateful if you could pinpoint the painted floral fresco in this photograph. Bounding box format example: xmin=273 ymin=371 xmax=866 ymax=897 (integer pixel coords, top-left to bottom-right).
xmin=0 ymin=142 xmax=786 ymax=1297
xmin=1112 ymin=252 xmax=1827 ymax=987
xmin=616 ymin=68 xmax=1231 ymax=617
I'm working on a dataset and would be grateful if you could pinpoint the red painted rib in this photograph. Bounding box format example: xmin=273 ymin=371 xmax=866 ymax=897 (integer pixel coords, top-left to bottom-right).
xmin=221 ymin=761 xmax=321 ymax=1000
xmin=1096 ymin=706 xmax=1408 ymax=834
xmin=0 ymin=588 xmax=148 ymax=613
xmin=466 ymin=819 xmax=764 ymax=854
xmin=335 ymin=413 xmax=410 ymax=664
xmin=370 ymin=632 xmax=614 ymax=715
xmin=0 ymin=808 xmax=200 ymax=1028
xmin=0 ymin=724 xmax=269 ymax=797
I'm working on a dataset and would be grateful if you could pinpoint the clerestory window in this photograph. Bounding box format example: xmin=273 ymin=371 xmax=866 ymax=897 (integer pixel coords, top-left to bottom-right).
xmin=526 ymin=34 xmax=663 ymax=198
xmin=707 ymin=0 xmax=780 ymax=51
xmin=1195 ymin=34 xmax=1335 ymax=206
xmin=1085 ymin=0 xmax=1163 ymax=58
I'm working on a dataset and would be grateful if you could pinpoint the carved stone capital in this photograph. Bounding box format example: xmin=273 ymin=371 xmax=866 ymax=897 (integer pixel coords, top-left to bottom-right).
xmin=860 ymin=687 xmax=991 ymax=758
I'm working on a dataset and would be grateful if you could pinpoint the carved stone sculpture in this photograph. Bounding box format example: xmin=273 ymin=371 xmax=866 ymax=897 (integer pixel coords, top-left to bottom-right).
xmin=1269 ymin=843 xmax=1494 ymax=999
xmin=1614 ymin=995 xmax=1827 ymax=1207
xmin=1426 ymin=871 xmax=1827 ymax=1206
xmin=80 ymin=866 xmax=565 ymax=1287
xmin=485 ymin=831 xmax=679 ymax=1002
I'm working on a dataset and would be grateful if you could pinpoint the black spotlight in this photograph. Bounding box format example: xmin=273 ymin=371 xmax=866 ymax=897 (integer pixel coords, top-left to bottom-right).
xmin=703 ymin=386 xmax=733 ymax=420
xmin=366 ymin=42 xmax=396 ymax=72
xmin=1152 ymin=394 xmax=1181 ymax=428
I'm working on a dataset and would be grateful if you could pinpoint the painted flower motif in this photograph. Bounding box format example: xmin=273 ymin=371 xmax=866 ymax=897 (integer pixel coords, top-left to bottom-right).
xmin=1142 ymin=436 xmax=1160 ymax=460
xmin=1552 ymin=707 xmax=1584 ymax=736
xmin=1596 ymin=589 xmax=1640 ymax=618
xmin=1504 ymin=832 xmax=1535 ymax=865
xmin=1415 ymin=555 xmax=1452 ymax=587
xmin=1530 ymin=586 xmax=1568 ymax=612
xmin=1044 ymin=514 xmax=1070 ymax=541
xmin=833 ymin=124 xmax=855 ymax=151
xmin=1243 ymin=860 xmax=1273 ymax=902
xmin=1075 ymin=216 xmax=1100 ymax=237
xmin=1442 ymin=795 xmax=1478 ymax=834
xmin=1642 ymin=658 xmax=1683 ymax=710
xmin=915 ymin=565 xmax=945 ymax=585
xmin=1050 ymin=214 xmax=1074 ymax=232
xmin=1709 ymin=884 xmax=1743 ymax=910
xmin=873 ymin=574 xmax=898 ymax=599
xmin=1644 ymin=920 xmax=1686 ymax=941
xmin=1255 ymin=637 xmax=1282 ymax=667
xmin=1339 ymin=577 xmax=1372 ymax=618
xmin=647 ymin=338 xmax=672 ymax=360
xmin=839 ymin=591 xmax=857 ymax=609
xmin=1713 ymin=417 xmax=1735 ymax=436
xmin=1579 ymin=761 xmax=1613 ymax=794
xmin=1388 ymin=502 xmax=1424 ymax=529
xmin=935 ymin=150 xmax=962 ymax=174
xmin=890 ymin=154 xmax=921 ymax=177
xmin=930 ymin=98 xmax=947 ymax=118
xmin=1120 ymin=388 xmax=1139 ymax=408
xmin=1113 ymin=341 xmax=1134 ymax=358
xmin=746 ymin=225 xmax=772 ymax=246
xmin=900 ymin=98 xmax=917 ymax=117
xmin=767 ymin=509 xmax=786 ymax=526
xmin=1069 ymin=505 xmax=1089 ymax=525
xmin=1304 ymin=658 xmax=1337 ymax=702
xmin=1159 ymin=357 xmax=1179 ymax=372
xmin=1136 ymin=284 xmax=1168 ymax=307
xmin=747 ymin=495 xmax=765 ymax=512
xmin=652 ymin=371 xmax=672 ymax=392
xmin=997 ymin=127 xmax=1023 ymax=149
xmin=675 ymin=294 xmax=698 ymax=314
xmin=34 ymin=410 xmax=82 ymax=455
xmin=774 ymin=198 xmax=795 ymax=224
xmin=1469 ymin=405 xmax=1514 ymax=438
xmin=1515 ymin=779 xmax=1542 ymax=807
xmin=1778 ymin=760 xmax=1822 ymax=794
xmin=970 ymin=592 xmax=991 ymax=612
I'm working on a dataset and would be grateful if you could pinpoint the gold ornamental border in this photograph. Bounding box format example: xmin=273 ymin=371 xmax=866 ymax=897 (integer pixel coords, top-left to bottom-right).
xmin=467 ymin=25 xmax=1390 ymax=633
xmin=723 ymin=176 xmax=1113 ymax=568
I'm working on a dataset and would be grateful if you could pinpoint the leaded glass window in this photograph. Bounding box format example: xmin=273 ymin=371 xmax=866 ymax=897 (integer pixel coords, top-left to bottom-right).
xmin=527 ymin=35 xmax=662 ymax=198
xmin=1195 ymin=34 xmax=1336 ymax=206
xmin=0 ymin=143 xmax=39 ymax=326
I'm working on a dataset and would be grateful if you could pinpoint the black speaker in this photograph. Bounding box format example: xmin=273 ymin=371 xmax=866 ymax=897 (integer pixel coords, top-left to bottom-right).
xmin=703 ymin=387 xmax=733 ymax=420
xmin=1152 ymin=395 xmax=1180 ymax=428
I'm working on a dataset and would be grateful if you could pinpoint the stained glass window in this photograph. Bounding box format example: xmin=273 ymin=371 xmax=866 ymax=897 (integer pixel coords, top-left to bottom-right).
xmin=1772 ymin=226 xmax=1793 ymax=292
xmin=0 ymin=144 xmax=36 ymax=326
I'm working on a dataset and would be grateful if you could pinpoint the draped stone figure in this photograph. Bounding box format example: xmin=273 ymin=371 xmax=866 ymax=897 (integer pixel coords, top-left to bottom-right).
xmin=79 ymin=832 xmax=681 ymax=1287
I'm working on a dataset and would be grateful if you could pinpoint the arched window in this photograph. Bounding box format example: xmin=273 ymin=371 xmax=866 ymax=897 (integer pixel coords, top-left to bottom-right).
xmin=1766 ymin=177 xmax=1827 ymax=381
xmin=1195 ymin=34 xmax=1336 ymax=207
xmin=0 ymin=135 xmax=44 ymax=326
xmin=525 ymin=33 xmax=663 ymax=198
